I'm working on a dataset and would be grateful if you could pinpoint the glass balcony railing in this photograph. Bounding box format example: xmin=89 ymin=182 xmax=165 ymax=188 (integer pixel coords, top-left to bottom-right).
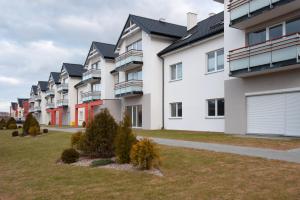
xmin=57 ymin=83 xmax=68 ymax=92
xmin=81 ymin=91 xmax=101 ymax=102
xmin=46 ymin=103 xmax=55 ymax=109
xmin=82 ymin=69 xmax=101 ymax=81
xmin=56 ymin=99 xmax=68 ymax=107
xmin=114 ymin=80 xmax=143 ymax=97
xmin=29 ymin=107 xmax=35 ymax=113
xmin=229 ymin=33 xmax=300 ymax=77
xmin=35 ymin=95 xmax=41 ymax=101
xmin=115 ymin=50 xmax=143 ymax=69
xmin=34 ymin=106 xmax=41 ymax=112
xmin=45 ymin=90 xmax=55 ymax=97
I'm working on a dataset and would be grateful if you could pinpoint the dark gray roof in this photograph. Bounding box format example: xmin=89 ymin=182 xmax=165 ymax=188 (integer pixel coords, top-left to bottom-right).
xmin=62 ymin=63 xmax=86 ymax=77
xmin=31 ymin=85 xmax=38 ymax=95
xmin=17 ymin=98 xmax=28 ymax=108
xmin=158 ymin=12 xmax=224 ymax=56
xmin=94 ymin=42 xmax=118 ymax=59
xmin=38 ymin=81 xmax=48 ymax=92
xmin=50 ymin=72 xmax=60 ymax=84
xmin=115 ymin=14 xmax=187 ymax=51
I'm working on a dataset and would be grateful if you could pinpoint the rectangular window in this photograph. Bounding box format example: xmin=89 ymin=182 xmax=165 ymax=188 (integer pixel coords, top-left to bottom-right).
xmin=170 ymin=102 xmax=182 ymax=118
xmin=248 ymin=29 xmax=266 ymax=46
xmin=207 ymin=49 xmax=224 ymax=73
xmin=92 ymin=83 xmax=101 ymax=92
xmin=207 ymin=99 xmax=224 ymax=117
xmin=170 ymin=63 xmax=183 ymax=81
xmin=126 ymin=105 xmax=142 ymax=128
xmin=92 ymin=61 xmax=100 ymax=70
xmin=286 ymin=18 xmax=300 ymax=35
xmin=269 ymin=24 xmax=283 ymax=40
xmin=126 ymin=70 xmax=142 ymax=81
xmin=126 ymin=40 xmax=142 ymax=51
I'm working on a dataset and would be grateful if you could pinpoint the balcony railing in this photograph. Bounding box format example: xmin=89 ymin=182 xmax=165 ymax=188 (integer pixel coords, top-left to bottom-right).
xmin=45 ymin=90 xmax=55 ymax=97
xmin=115 ymin=50 xmax=143 ymax=69
xmin=29 ymin=97 xmax=35 ymax=103
xmin=46 ymin=102 xmax=55 ymax=109
xmin=57 ymin=83 xmax=68 ymax=92
xmin=82 ymin=69 xmax=101 ymax=81
xmin=29 ymin=107 xmax=35 ymax=113
xmin=81 ymin=91 xmax=101 ymax=102
xmin=35 ymin=95 xmax=41 ymax=101
xmin=114 ymin=80 xmax=143 ymax=97
xmin=56 ymin=99 xmax=69 ymax=107
xmin=229 ymin=33 xmax=300 ymax=77
xmin=34 ymin=106 xmax=41 ymax=112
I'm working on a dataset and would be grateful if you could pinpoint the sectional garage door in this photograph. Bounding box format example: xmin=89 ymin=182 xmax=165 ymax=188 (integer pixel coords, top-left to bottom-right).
xmin=247 ymin=92 xmax=300 ymax=136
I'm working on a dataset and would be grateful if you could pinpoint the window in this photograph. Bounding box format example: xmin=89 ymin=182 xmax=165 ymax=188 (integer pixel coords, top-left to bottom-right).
xmin=126 ymin=105 xmax=142 ymax=127
xmin=170 ymin=63 xmax=182 ymax=81
xmin=286 ymin=18 xmax=300 ymax=35
xmin=79 ymin=111 xmax=83 ymax=121
xmin=91 ymin=61 xmax=100 ymax=70
xmin=207 ymin=99 xmax=224 ymax=117
xmin=269 ymin=24 xmax=283 ymax=40
xmin=127 ymin=70 xmax=142 ymax=81
xmin=126 ymin=40 xmax=142 ymax=51
xmin=248 ymin=29 xmax=266 ymax=46
xmin=92 ymin=83 xmax=101 ymax=92
xmin=207 ymin=49 xmax=224 ymax=73
xmin=170 ymin=102 xmax=182 ymax=118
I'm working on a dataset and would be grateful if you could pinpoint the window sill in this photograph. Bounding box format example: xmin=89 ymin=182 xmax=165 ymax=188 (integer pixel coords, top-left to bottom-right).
xmin=205 ymin=69 xmax=224 ymax=75
xmin=169 ymin=117 xmax=183 ymax=120
xmin=169 ymin=79 xmax=182 ymax=83
xmin=205 ymin=116 xmax=224 ymax=119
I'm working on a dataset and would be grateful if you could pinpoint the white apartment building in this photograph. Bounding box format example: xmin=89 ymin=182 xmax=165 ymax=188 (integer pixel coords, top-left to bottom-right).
xmin=158 ymin=12 xmax=225 ymax=132
xmin=216 ymin=0 xmax=300 ymax=136
xmin=112 ymin=14 xmax=186 ymax=129
xmin=45 ymin=72 xmax=60 ymax=125
xmin=33 ymin=81 xmax=48 ymax=125
xmin=29 ymin=85 xmax=38 ymax=115
xmin=75 ymin=42 xmax=121 ymax=127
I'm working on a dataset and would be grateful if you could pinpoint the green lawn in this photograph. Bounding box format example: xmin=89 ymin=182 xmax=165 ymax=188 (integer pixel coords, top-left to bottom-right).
xmin=134 ymin=129 xmax=300 ymax=150
xmin=1 ymin=130 xmax=300 ymax=200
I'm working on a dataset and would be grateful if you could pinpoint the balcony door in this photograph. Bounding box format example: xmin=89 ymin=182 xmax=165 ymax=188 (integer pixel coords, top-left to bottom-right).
xmin=126 ymin=105 xmax=142 ymax=128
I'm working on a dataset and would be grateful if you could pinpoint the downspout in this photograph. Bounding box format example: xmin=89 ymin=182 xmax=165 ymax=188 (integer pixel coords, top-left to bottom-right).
xmin=160 ymin=56 xmax=165 ymax=130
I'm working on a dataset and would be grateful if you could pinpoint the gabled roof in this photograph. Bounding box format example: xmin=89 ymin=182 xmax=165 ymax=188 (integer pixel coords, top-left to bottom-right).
xmin=61 ymin=63 xmax=86 ymax=78
xmin=49 ymin=72 xmax=60 ymax=84
xmin=158 ymin=12 xmax=224 ymax=56
xmin=115 ymin=14 xmax=187 ymax=51
xmin=31 ymin=85 xmax=38 ymax=95
xmin=17 ymin=98 xmax=29 ymax=108
xmin=11 ymin=102 xmax=18 ymax=110
xmin=38 ymin=81 xmax=48 ymax=92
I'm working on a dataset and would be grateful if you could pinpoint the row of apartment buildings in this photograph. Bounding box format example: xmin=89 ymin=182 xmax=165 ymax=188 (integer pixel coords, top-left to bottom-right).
xmin=12 ymin=0 xmax=300 ymax=137
xmin=10 ymin=99 xmax=29 ymax=122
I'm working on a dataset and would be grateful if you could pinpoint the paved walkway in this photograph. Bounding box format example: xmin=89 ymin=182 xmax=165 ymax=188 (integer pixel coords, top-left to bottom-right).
xmin=44 ymin=127 xmax=300 ymax=164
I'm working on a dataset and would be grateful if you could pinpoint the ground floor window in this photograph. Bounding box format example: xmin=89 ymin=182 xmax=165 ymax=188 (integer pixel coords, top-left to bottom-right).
xmin=126 ymin=105 xmax=142 ymax=128
xmin=170 ymin=102 xmax=182 ymax=118
xmin=207 ymin=98 xmax=224 ymax=117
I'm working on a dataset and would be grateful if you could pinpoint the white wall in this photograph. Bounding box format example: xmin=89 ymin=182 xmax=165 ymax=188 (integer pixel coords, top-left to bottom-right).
xmin=163 ymin=35 xmax=226 ymax=132
xmin=68 ymin=77 xmax=81 ymax=126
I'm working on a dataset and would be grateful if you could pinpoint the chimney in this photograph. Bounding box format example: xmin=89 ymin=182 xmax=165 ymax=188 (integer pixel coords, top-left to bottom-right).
xmin=187 ymin=12 xmax=197 ymax=30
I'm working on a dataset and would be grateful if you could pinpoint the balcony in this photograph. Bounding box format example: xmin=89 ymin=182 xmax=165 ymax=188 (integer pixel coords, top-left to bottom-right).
xmin=56 ymin=99 xmax=68 ymax=107
xmin=29 ymin=107 xmax=35 ymax=113
xmin=115 ymin=80 xmax=143 ymax=98
xmin=34 ymin=106 xmax=41 ymax=112
xmin=229 ymin=33 xmax=300 ymax=77
xmin=45 ymin=90 xmax=55 ymax=97
xmin=115 ymin=50 xmax=143 ymax=71
xmin=35 ymin=95 xmax=41 ymax=101
xmin=82 ymin=69 xmax=101 ymax=82
xmin=57 ymin=83 xmax=68 ymax=93
xmin=29 ymin=97 xmax=35 ymax=103
xmin=81 ymin=91 xmax=101 ymax=102
xmin=228 ymin=0 xmax=299 ymax=29
xmin=46 ymin=102 xmax=55 ymax=109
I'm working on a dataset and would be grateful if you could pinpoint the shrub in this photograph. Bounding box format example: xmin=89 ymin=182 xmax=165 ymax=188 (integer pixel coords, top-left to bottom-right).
xmin=130 ymin=138 xmax=161 ymax=170
xmin=90 ymin=159 xmax=114 ymax=167
xmin=61 ymin=148 xmax=80 ymax=164
xmin=0 ymin=119 xmax=6 ymax=130
xmin=48 ymin=121 xmax=51 ymax=126
xmin=12 ymin=130 xmax=19 ymax=137
xmin=82 ymin=121 xmax=86 ymax=128
xmin=43 ymin=129 xmax=48 ymax=134
xmin=29 ymin=126 xmax=40 ymax=136
xmin=81 ymin=109 xmax=118 ymax=158
xmin=71 ymin=131 xmax=83 ymax=149
xmin=8 ymin=124 xmax=17 ymax=130
xmin=23 ymin=113 xmax=40 ymax=135
xmin=114 ymin=112 xmax=137 ymax=164
xmin=6 ymin=117 xmax=17 ymax=129
xmin=18 ymin=125 xmax=22 ymax=129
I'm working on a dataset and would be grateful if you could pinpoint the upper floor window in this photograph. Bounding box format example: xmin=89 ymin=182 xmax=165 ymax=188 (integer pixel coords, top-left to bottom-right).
xmin=92 ymin=83 xmax=101 ymax=92
xmin=207 ymin=49 xmax=224 ymax=73
xmin=248 ymin=29 xmax=266 ymax=46
xmin=91 ymin=61 xmax=100 ymax=70
xmin=170 ymin=62 xmax=182 ymax=81
xmin=286 ymin=18 xmax=300 ymax=35
xmin=127 ymin=70 xmax=142 ymax=81
xmin=126 ymin=40 xmax=142 ymax=51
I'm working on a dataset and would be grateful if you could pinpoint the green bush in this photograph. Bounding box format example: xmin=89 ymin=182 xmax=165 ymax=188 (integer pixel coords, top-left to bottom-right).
xmin=90 ymin=159 xmax=114 ymax=167
xmin=23 ymin=113 xmax=40 ymax=135
xmin=48 ymin=121 xmax=51 ymax=126
xmin=8 ymin=124 xmax=17 ymax=130
xmin=6 ymin=117 xmax=17 ymax=129
xmin=12 ymin=130 xmax=19 ymax=137
xmin=130 ymin=138 xmax=161 ymax=170
xmin=71 ymin=131 xmax=83 ymax=149
xmin=61 ymin=148 xmax=80 ymax=164
xmin=82 ymin=121 xmax=86 ymax=128
xmin=29 ymin=126 xmax=40 ymax=136
xmin=114 ymin=112 xmax=137 ymax=164
xmin=0 ymin=119 xmax=6 ymax=130
xmin=81 ymin=109 xmax=118 ymax=158
xmin=43 ymin=129 xmax=48 ymax=134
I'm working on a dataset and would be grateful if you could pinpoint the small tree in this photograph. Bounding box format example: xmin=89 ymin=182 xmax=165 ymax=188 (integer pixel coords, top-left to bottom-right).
xmin=82 ymin=109 xmax=118 ymax=158
xmin=115 ymin=112 xmax=137 ymax=164
xmin=6 ymin=117 xmax=17 ymax=129
xmin=23 ymin=113 xmax=40 ymax=135
xmin=0 ymin=118 xmax=6 ymax=130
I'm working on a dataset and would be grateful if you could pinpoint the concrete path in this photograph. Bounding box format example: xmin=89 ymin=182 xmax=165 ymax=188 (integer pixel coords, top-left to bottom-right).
xmin=44 ymin=127 xmax=300 ymax=164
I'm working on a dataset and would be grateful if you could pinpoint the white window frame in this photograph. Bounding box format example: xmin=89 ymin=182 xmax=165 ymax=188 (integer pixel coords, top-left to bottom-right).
xmin=206 ymin=98 xmax=224 ymax=119
xmin=206 ymin=49 xmax=224 ymax=74
xmin=126 ymin=105 xmax=142 ymax=128
xmin=170 ymin=62 xmax=183 ymax=81
xmin=169 ymin=102 xmax=183 ymax=119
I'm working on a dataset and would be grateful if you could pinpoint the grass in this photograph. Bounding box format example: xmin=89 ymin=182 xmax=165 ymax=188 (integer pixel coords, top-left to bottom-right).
xmin=134 ymin=129 xmax=300 ymax=150
xmin=1 ymin=130 xmax=300 ymax=199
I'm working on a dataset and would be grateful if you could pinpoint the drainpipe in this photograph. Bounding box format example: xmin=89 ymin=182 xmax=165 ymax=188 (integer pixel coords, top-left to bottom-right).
xmin=160 ymin=56 xmax=165 ymax=130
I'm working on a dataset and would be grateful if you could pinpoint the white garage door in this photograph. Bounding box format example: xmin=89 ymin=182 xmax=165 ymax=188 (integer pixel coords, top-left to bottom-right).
xmin=247 ymin=92 xmax=300 ymax=136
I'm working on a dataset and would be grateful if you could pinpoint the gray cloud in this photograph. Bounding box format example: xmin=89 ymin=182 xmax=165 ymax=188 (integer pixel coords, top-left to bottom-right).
xmin=0 ymin=0 xmax=223 ymax=111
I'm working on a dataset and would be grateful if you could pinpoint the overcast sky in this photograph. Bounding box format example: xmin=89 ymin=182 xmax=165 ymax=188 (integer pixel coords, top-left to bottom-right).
xmin=0 ymin=0 xmax=223 ymax=112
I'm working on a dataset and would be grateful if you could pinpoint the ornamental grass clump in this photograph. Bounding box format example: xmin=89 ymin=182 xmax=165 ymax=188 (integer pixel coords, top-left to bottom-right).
xmin=6 ymin=117 xmax=17 ymax=129
xmin=23 ymin=113 xmax=40 ymax=136
xmin=71 ymin=131 xmax=83 ymax=149
xmin=61 ymin=148 xmax=80 ymax=164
